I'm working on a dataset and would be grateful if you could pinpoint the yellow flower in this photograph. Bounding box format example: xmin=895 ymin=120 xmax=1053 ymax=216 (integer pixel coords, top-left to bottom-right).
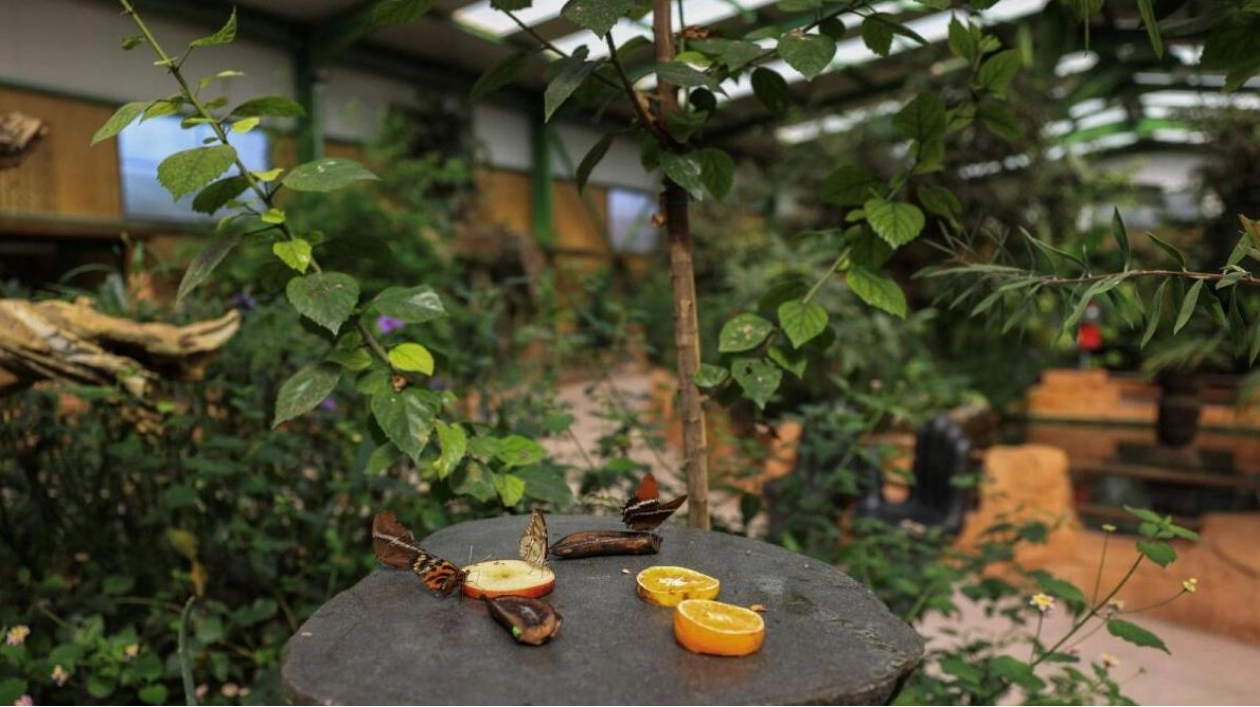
xmin=1029 ymin=593 xmax=1055 ymax=614
xmin=1182 ymin=577 xmax=1198 ymax=593
xmin=1101 ymin=652 xmax=1121 ymax=669
xmin=4 ymin=626 xmax=30 ymax=647
xmin=1105 ymin=598 xmax=1126 ymax=616
xmin=123 ymin=643 xmax=140 ymax=660
xmin=51 ymin=665 xmax=70 ymax=687
xmin=221 ymin=683 xmax=240 ymax=698
xmin=1102 ymin=524 xmax=1117 ymax=533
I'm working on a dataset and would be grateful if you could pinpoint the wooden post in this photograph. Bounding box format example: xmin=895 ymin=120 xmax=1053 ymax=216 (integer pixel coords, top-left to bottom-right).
xmin=653 ymin=0 xmax=709 ymax=529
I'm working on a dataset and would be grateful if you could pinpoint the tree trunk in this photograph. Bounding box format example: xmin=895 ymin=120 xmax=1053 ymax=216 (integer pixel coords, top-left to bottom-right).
xmin=653 ymin=0 xmax=709 ymax=529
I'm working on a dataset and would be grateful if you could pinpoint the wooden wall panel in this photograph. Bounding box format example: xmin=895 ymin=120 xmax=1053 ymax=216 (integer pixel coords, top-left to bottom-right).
xmin=553 ymin=180 xmax=608 ymax=253
xmin=0 ymin=87 xmax=121 ymax=220
xmin=473 ymin=170 xmax=532 ymax=236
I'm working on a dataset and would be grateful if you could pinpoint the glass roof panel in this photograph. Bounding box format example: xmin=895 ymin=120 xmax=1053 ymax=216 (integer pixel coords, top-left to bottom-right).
xmin=454 ymin=0 xmax=568 ymax=38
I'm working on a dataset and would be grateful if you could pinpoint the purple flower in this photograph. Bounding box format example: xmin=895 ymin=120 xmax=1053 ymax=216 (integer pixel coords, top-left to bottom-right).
xmin=375 ymin=315 xmax=405 ymax=334
xmin=229 ymin=291 xmax=256 ymax=311
xmin=318 ymin=397 xmax=337 ymax=411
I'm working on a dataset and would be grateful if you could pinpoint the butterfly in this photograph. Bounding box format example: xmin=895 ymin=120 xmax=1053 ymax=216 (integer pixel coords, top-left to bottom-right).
xmin=621 ymin=472 xmax=688 ymax=531
xmin=372 ymin=511 xmax=466 ymax=596
xmin=518 ymin=508 xmax=548 ymax=571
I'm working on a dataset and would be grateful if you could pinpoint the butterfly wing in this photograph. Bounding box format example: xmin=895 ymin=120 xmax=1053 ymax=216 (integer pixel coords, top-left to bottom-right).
xmin=372 ymin=511 xmax=465 ymax=595
xmin=621 ymin=473 xmax=688 ymax=531
xmin=518 ymin=509 xmax=548 ymax=570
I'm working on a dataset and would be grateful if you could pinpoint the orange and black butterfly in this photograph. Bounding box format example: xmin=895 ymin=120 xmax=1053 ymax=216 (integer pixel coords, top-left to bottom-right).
xmin=518 ymin=508 xmax=548 ymax=571
xmin=621 ymin=472 xmax=688 ymax=531
xmin=372 ymin=511 xmax=466 ymax=596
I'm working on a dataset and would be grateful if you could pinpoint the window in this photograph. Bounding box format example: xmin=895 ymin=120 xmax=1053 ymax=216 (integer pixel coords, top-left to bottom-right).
xmin=118 ymin=115 xmax=269 ymax=223
xmin=607 ymin=188 xmax=657 ymax=254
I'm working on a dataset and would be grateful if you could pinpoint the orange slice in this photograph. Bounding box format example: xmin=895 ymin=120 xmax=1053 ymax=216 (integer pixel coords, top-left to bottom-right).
xmin=635 ymin=566 xmax=720 ymax=607
xmin=673 ymin=599 xmax=766 ymax=656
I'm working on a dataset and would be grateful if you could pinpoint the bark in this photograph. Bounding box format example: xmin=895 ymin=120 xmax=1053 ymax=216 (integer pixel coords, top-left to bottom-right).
xmin=653 ymin=0 xmax=710 ymax=529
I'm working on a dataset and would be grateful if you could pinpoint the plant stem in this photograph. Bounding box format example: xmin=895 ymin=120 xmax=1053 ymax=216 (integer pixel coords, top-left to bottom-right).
xmin=564 ymin=427 xmax=600 ymax=474
xmin=118 ymin=0 xmax=400 ymax=374
xmin=1032 ymin=556 xmax=1143 ymax=667
xmin=178 ymin=596 xmax=198 ymax=706
xmin=654 ymin=0 xmax=709 ymax=530
xmin=606 ymin=33 xmax=668 ymax=143
xmin=1091 ymin=531 xmax=1110 ymax=605
xmin=804 ymin=247 xmax=852 ymax=304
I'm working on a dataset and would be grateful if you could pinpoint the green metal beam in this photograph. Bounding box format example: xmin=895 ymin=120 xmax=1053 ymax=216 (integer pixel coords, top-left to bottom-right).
xmin=530 ymin=115 xmax=556 ymax=248
xmin=294 ymin=33 xmax=325 ymax=163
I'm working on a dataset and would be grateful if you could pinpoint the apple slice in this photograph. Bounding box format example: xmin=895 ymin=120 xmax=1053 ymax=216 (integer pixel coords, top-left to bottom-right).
xmin=462 ymin=560 xmax=555 ymax=599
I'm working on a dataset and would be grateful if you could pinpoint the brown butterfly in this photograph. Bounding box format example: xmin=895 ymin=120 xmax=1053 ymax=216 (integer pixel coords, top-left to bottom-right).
xmin=621 ymin=472 xmax=688 ymax=531
xmin=372 ymin=511 xmax=466 ymax=596
xmin=518 ymin=508 xmax=548 ymax=571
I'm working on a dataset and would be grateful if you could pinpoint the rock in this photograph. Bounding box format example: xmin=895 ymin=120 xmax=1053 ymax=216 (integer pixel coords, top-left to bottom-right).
xmin=283 ymin=514 xmax=922 ymax=705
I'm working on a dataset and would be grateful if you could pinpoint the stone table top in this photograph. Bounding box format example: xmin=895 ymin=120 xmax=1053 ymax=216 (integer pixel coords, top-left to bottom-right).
xmin=282 ymin=514 xmax=923 ymax=705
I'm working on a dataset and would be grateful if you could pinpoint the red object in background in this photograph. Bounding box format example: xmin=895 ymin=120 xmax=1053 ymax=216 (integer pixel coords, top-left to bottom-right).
xmin=1078 ymin=321 xmax=1102 ymax=352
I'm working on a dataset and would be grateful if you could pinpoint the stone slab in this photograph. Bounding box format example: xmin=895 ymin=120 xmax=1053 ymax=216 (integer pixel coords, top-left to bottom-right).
xmin=282 ymin=514 xmax=922 ymax=705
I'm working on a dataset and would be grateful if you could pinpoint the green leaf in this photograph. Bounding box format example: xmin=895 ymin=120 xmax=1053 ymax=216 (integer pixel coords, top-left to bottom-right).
xmin=768 ymin=346 xmax=807 ymax=378
xmin=261 ymin=207 xmax=286 ymax=225
xmin=860 ymin=15 xmax=894 ymax=56
xmin=988 ymin=655 xmax=1046 ymax=692
xmin=1147 ymin=232 xmax=1188 ymax=269
xmin=1124 ymin=505 xmax=1164 ymax=523
xmin=893 ymin=92 xmax=946 ymax=143
xmin=371 ymin=286 xmax=447 ymax=323
xmin=229 ymin=95 xmax=305 ymax=119
xmin=696 ymin=148 xmax=735 ymax=201
xmin=659 ymin=151 xmax=705 ymax=200
xmin=918 ymin=184 xmax=961 ymax=219
xmin=777 ymin=33 xmax=836 ymax=79
xmin=690 ymin=38 xmax=764 ymax=71
xmin=286 ymin=272 xmax=360 ymax=334
xmin=274 ymin=363 xmax=341 ymax=427
xmin=190 ymin=8 xmax=236 ymax=47
xmin=191 ymin=175 xmax=250 ymax=214
xmin=471 ymin=51 xmax=531 ymax=102
xmin=940 ymin=655 xmax=984 ymax=684
xmin=731 ymin=358 xmax=782 ymax=410
xmin=718 ymin=313 xmax=775 ymax=353
xmin=157 ymin=145 xmax=237 ymax=200
xmin=434 ymin=421 xmax=467 ymax=479
xmin=544 ymin=47 xmax=598 ymax=121
xmin=103 ymin=574 xmax=135 ymax=595
xmin=1106 ymin=619 xmax=1170 ymax=654
xmin=283 ymin=158 xmax=379 ymax=193
xmin=453 ymin=462 xmax=497 ymax=502
xmin=821 ymin=164 xmax=880 ymax=206
xmin=865 ymin=197 xmax=925 ymax=247
xmin=138 ymin=685 xmax=169 ymax=705
xmin=491 ymin=0 xmax=533 ymax=9
xmin=365 ymin=443 xmax=401 ymax=476
xmin=326 ymin=332 xmax=372 ymax=371
xmin=231 ymin=116 xmax=260 ymax=133
xmin=1112 ymin=207 xmax=1131 ymax=270
xmin=87 ymin=675 xmax=116 ymax=699
xmin=777 ymin=0 xmax=821 ymax=10
xmin=973 ymin=49 xmax=1021 ymax=96
xmin=493 ymin=472 xmax=527 ymax=506
xmin=1136 ymin=540 xmax=1177 ymax=567
xmin=517 ymin=466 xmax=575 ymax=504
xmin=92 ymin=101 xmax=147 ymax=145
xmin=1033 ymin=573 xmax=1088 ymax=612
xmin=1137 ymin=0 xmax=1163 ymax=57
xmin=751 ymin=67 xmax=792 ymax=116
xmin=576 ymin=134 xmax=614 ymax=191
xmin=655 ymin=61 xmax=717 ymax=89
xmin=848 ymin=266 xmax=907 ymax=318
xmin=372 ymin=0 xmax=434 ymax=25
xmin=273 ymin=239 xmax=312 ymax=273
xmin=372 ymin=389 xmax=437 ymax=462
xmin=850 ymin=229 xmax=894 ymax=268
xmin=497 ymin=435 xmax=546 ymax=467
xmin=977 ymin=97 xmax=1021 ymax=139
xmin=177 ymin=232 xmax=239 ymax=303
xmin=694 ymin=363 xmax=729 ymax=388
xmin=778 ymin=300 xmax=829 ymax=348
xmin=948 ymin=16 xmax=977 ymax=62
xmin=388 ymin=342 xmax=435 ymax=374
xmin=1173 ymin=279 xmax=1203 ymax=334
xmin=1141 ymin=280 xmax=1168 ymax=348
xmin=561 ymin=0 xmax=640 ymax=36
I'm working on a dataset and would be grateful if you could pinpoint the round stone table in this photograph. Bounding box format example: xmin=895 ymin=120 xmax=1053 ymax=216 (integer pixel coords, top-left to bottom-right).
xmin=282 ymin=514 xmax=923 ymax=705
